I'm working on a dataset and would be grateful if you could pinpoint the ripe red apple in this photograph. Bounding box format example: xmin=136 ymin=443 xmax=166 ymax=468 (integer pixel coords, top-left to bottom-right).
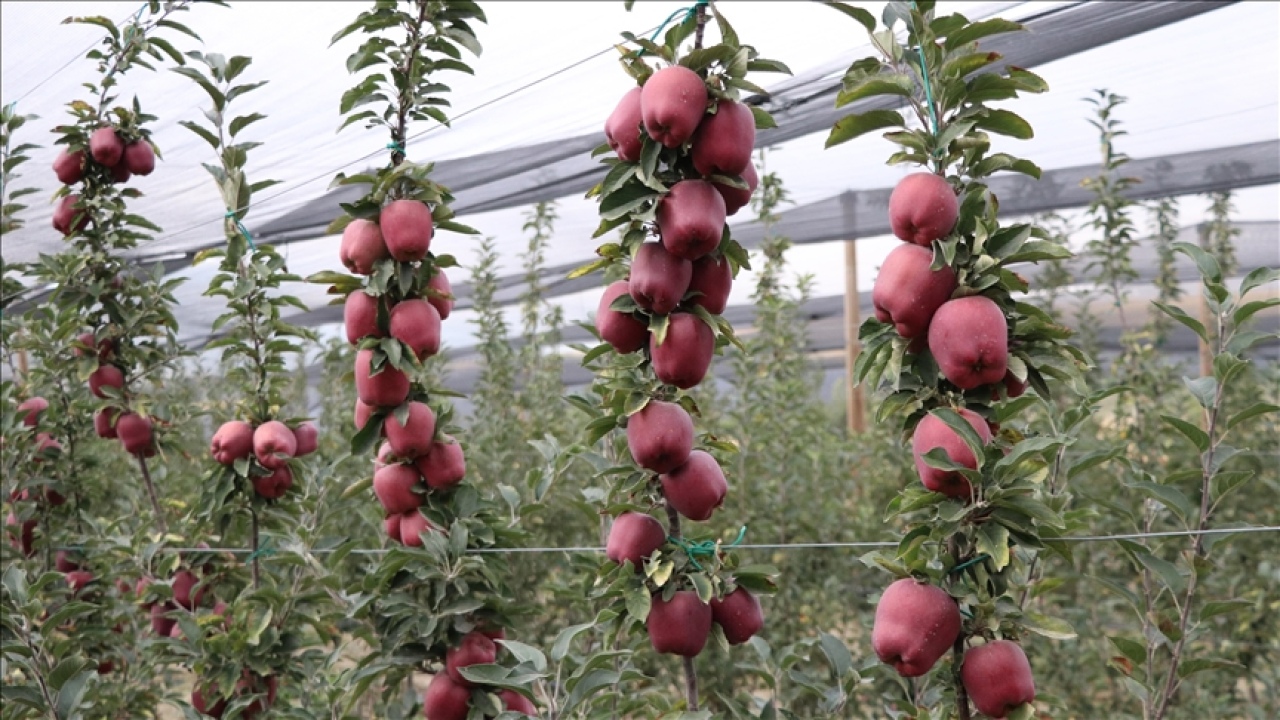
xmin=123 ymin=141 xmax=155 ymax=176
xmin=339 ymin=219 xmax=389 ymax=275
xmin=172 ymin=569 xmax=204 ymax=610
xmin=650 ymin=313 xmax=714 ymax=390
xmin=56 ymin=550 xmax=81 ymax=573
xmin=501 ymin=689 xmax=538 ymax=716
xmin=150 ymin=602 xmax=176 ymax=636
xmin=345 ymin=290 xmax=382 ymax=344
xmin=641 ymin=66 xmax=707 ymax=148
xmin=872 ymin=243 xmax=958 ymax=339
xmin=912 ymin=408 xmax=993 ymax=498
xmin=415 ymin=436 xmax=466 ymax=490
xmin=89 ymin=127 xmax=124 ymax=167
xmin=389 ymin=298 xmax=442 ymax=360
xmin=384 ymin=513 xmax=403 ymax=543
xmin=872 ymin=578 xmax=962 ymax=677
xmin=97 ymin=660 xmax=115 ymax=675
xmin=687 ymin=254 xmax=732 ymax=315
xmin=211 ymin=420 xmax=254 ymax=465
xmin=427 ymin=268 xmax=454 ymax=320
xmin=961 ymin=640 xmax=1036 ymax=719
xmin=43 ymin=486 xmax=66 ymax=506
xmin=88 ymin=364 xmax=124 ymax=398
xmin=94 ymin=408 xmax=117 ymax=438
xmin=252 ymin=466 xmax=293 ymax=499
xmin=1003 ymin=370 xmax=1026 ymax=398
xmin=52 ymin=194 xmax=88 ymax=235
xmin=714 ymin=161 xmax=757 ymax=217
xmin=691 ymin=99 xmax=755 ymax=177
xmin=606 ymin=511 xmax=666 ymax=569
xmin=398 ymin=509 xmax=436 ymax=547
xmin=380 ymin=199 xmax=433 ymax=261
xmin=116 ymin=413 xmax=153 ymax=456
xmin=292 ymin=421 xmax=319 ymax=456
xmin=626 ymin=400 xmax=693 ymax=473
xmin=191 ymin=684 xmax=228 ymax=719
xmin=596 ymin=280 xmax=648 ymax=353
xmin=253 ymin=420 xmax=297 ymax=470
xmin=422 ymin=672 xmax=471 ymax=720
xmin=660 ymin=450 xmax=727 ymax=522
xmin=5 ymin=512 xmax=36 ymax=557
xmin=385 ymin=401 xmax=437 ymax=459
xmin=928 ymin=296 xmax=1008 ymax=390
xmin=889 ymin=172 xmax=959 ymax=246
xmin=630 ymin=242 xmax=692 ymax=316
xmin=17 ymin=397 xmax=48 ymax=427
xmin=65 ymin=570 xmax=94 ymax=594
xmin=605 ymin=86 xmax=644 ymax=162
xmin=711 ymin=587 xmax=764 ymax=645
xmin=446 ymin=631 xmax=497 ymax=687
xmin=237 ymin=672 xmax=279 ymax=720
xmin=354 ymin=349 xmax=410 ymax=408
xmin=34 ymin=432 xmax=62 ymax=459
xmin=657 ymin=179 xmax=726 ymax=261
xmin=647 ymin=590 xmax=712 ymax=657
xmin=376 ymin=441 xmax=397 ymax=468
xmin=53 ymin=149 xmax=85 ymax=185
xmin=373 ymin=463 xmax=423 ymax=514
xmin=354 ymin=398 xmax=376 ymax=430
xmin=109 ymin=161 xmax=131 ymax=184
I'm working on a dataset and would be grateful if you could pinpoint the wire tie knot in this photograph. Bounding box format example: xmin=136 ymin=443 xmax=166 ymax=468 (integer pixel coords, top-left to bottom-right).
xmin=386 ymin=141 xmax=406 ymax=157
xmin=225 ymin=209 xmax=256 ymax=250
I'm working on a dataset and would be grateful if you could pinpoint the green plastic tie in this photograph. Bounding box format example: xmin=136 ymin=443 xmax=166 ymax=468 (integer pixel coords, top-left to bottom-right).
xmin=247 ymin=537 xmax=275 ymax=562
xmin=386 ymin=141 xmax=406 ymax=157
xmin=637 ymin=0 xmax=708 ymax=58
xmin=908 ymin=1 xmax=944 ymax=160
xmin=225 ymin=210 xmax=255 ymax=250
xmin=951 ymin=553 xmax=989 ymax=574
xmin=667 ymin=525 xmax=745 ymax=571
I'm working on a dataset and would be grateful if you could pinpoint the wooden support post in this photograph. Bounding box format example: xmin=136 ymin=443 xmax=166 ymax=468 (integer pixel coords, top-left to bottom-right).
xmin=1197 ymin=224 xmax=1213 ymax=379
xmin=843 ymin=239 xmax=866 ymax=434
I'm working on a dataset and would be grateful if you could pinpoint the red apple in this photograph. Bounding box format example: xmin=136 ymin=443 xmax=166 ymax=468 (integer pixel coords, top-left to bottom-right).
xmin=657 ymin=179 xmax=726 ymax=261
xmin=1003 ymin=370 xmax=1026 ymax=398
xmin=252 ymin=466 xmax=293 ymax=499
xmin=65 ymin=570 xmax=93 ymax=593
xmin=596 ymin=280 xmax=648 ymax=353
xmin=172 ymin=569 xmax=204 ymax=610
xmin=427 ymin=268 xmax=454 ymax=320
xmin=345 ymin=290 xmax=382 ymax=344
xmin=711 ymin=587 xmax=764 ymax=645
xmin=89 ymin=127 xmax=124 ymax=167
xmin=714 ymin=161 xmax=757 ymax=217
xmin=339 ymin=219 xmax=389 ymax=275
xmin=660 ymin=450 xmax=727 ymax=522
xmin=5 ymin=512 xmax=36 ymax=557
xmin=647 ymin=590 xmax=712 ymax=657
xmin=376 ymin=441 xmax=397 ymax=468
xmin=211 ymin=420 xmax=254 ymax=465
xmin=34 ymin=432 xmax=62 ymax=459
xmin=354 ymin=349 xmax=410 ymax=408
xmin=380 ymin=199 xmax=433 ymax=262
xmin=415 ymin=436 xmax=466 ymax=490
xmin=109 ymin=161 xmax=131 ymax=184
xmin=96 ymin=660 xmax=115 ymax=675
xmin=389 ymin=298 xmax=442 ymax=360
xmin=52 ymin=194 xmax=88 ymax=235
xmin=43 ymin=486 xmax=66 ymax=506
xmin=872 ymin=243 xmax=957 ymax=339
xmin=605 ymin=511 xmax=666 ymax=569
xmin=17 ymin=397 xmax=48 ymax=427
xmin=687 ymin=254 xmax=732 ymax=315
xmin=354 ymin=398 xmax=376 ymax=430
xmin=123 ymin=141 xmax=155 ymax=176
xmin=500 ymin=689 xmax=538 ymax=716
xmin=88 ymin=364 xmax=124 ymax=398
xmin=928 ymin=296 xmax=1008 ymax=390
xmin=630 ymin=242 xmax=692 ymax=316
xmin=650 ymin=313 xmax=714 ymax=390
xmin=889 ymin=172 xmax=958 ymax=246
xmin=961 ymin=640 xmax=1036 ymax=719
xmin=373 ymin=463 xmax=423 ymax=514
xmin=55 ymin=550 xmax=81 ymax=573
xmin=253 ymin=420 xmax=296 ymax=470
xmin=604 ymin=87 xmax=644 ymax=162
xmin=53 ymin=149 xmax=85 ymax=185
xmin=384 ymin=513 xmax=403 ymax=543
xmin=422 ymin=672 xmax=470 ymax=720
xmin=446 ymin=631 xmax=497 ymax=687
xmin=116 ymin=413 xmax=153 ymax=456
xmin=191 ymin=684 xmax=228 ymax=719
xmin=150 ymin=602 xmax=176 ymax=636
xmin=641 ymin=66 xmax=707 ymax=148
xmin=292 ymin=421 xmax=319 ymax=456
xmin=399 ymin=509 xmax=436 ymax=547
xmin=94 ymin=408 xmax=118 ymax=438
xmin=691 ymin=99 xmax=755 ymax=177
xmin=626 ymin=400 xmax=693 ymax=473
xmin=872 ymin=578 xmax=962 ymax=677
xmin=385 ymin=401 xmax=437 ymax=459
xmin=912 ymin=408 xmax=992 ymax=498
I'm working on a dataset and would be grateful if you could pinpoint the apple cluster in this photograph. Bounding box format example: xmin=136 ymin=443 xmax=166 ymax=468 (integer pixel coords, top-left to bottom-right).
xmin=869 ymin=172 xmax=1036 ymax=716
xmin=339 ymin=200 xmax=465 ymax=547
xmin=595 ymin=64 xmax=765 ymax=659
xmin=5 ymin=398 xmax=68 ymax=555
xmin=51 ymin=126 xmax=155 ymax=236
xmin=208 ymin=418 xmax=318 ymax=498
xmin=422 ymin=628 xmax=537 ymax=720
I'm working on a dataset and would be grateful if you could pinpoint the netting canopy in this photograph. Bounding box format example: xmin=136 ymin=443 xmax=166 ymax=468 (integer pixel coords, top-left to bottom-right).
xmin=2 ymin=0 xmax=1277 ymax=362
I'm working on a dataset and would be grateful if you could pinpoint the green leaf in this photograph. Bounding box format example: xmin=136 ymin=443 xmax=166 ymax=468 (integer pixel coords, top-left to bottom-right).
xmin=55 ymin=669 xmax=94 ymax=718
xmin=1159 ymin=415 xmax=1209 ymax=452
xmin=1173 ymin=241 xmax=1222 ymax=284
xmin=1126 ymin=481 xmax=1194 ymax=525
xmin=1022 ymin=612 xmax=1076 ymax=640
xmin=930 ymin=407 xmax=987 ymax=468
xmin=550 ymin=621 xmax=595 ymax=662
xmin=1178 ymin=657 xmax=1242 ymax=679
xmin=229 ymin=113 xmax=266 ymax=137
xmin=178 ymin=120 xmax=220 ymax=150
xmin=1151 ymin=302 xmax=1208 ymax=342
xmin=1233 ymin=298 xmax=1280 ymax=326
xmin=563 ymin=669 xmax=619 ymax=714
xmin=835 ymin=75 xmax=913 ymax=107
xmin=1108 ymin=636 xmax=1147 ymax=665
xmin=750 ymin=106 xmax=777 ymax=130
xmin=822 ymin=1 xmax=876 ymax=32
xmin=825 ymin=109 xmax=904 ymax=148
xmin=1135 ymin=552 xmax=1186 ymax=595
xmin=975 ymin=108 xmax=1033 ymax=139
xmin=1228 ymin=402 xmax=1280 ymax=430
xmin=599 ymin=183 xmax=659 ymax=221
xmin=1182 ymin=376 xmax=1217 ymax=409
xmin=943 ymin=18 xmax=1023 ymax=51
xmin=1199 ymin=599 xmax=1252 ymax=621
xmin=976 ymin=523 xmax=1011 ymax=571
xmin=817 ymin=632 xmax=854 ymax=677
xmin=1239 ymin=266 xmax=1279 ymax=296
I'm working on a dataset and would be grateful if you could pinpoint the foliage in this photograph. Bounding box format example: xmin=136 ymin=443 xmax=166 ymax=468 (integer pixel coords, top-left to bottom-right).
xmin=0 ymin=104 xmax=40 ymax=236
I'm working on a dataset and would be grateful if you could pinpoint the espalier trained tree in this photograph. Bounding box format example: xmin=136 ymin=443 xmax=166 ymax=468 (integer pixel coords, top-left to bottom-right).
xmin=307 ymin=2 xmax=545 ymax=717
xmin=824 ymin=2 xmax=1088 ymax=718
xmin=569 ymin=2 xmax=787 ymax=714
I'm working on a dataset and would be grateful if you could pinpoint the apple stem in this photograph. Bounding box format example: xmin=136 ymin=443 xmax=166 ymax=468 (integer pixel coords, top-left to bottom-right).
xmin=953 ymin=634 xmax=971 ymax=720
xmin=136 ymin=454 xmax=167 ymax=535
xmin=250 ymin=507 xmax=261 ymax=589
